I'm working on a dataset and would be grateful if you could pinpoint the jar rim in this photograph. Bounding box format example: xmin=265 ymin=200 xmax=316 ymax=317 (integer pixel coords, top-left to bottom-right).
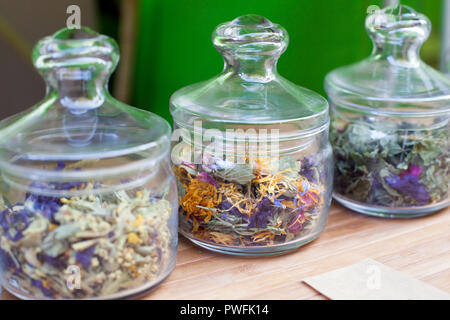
xmin=325 ymin=70 xmax=450 ymax=117
xmin=0 ymin=145 xmax=169 ymax=182
xmin=171 ymin=108 xmax=330 ymax=142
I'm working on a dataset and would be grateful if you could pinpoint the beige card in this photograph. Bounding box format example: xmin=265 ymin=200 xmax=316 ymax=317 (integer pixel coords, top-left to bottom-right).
xmin=303 ymin=258 xmax=450 ymax=300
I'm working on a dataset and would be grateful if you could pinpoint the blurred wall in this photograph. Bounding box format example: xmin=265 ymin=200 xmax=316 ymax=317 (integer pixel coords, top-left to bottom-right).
xmin=0 ymin=0 xmax=97 ymax=120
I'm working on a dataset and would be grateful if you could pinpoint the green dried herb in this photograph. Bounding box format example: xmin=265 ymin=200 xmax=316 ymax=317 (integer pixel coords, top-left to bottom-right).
xmin=213 ymin=163 xmax=256 ymax=185
xmin=0 ymin=173 xmax=173 ymax=299
xmin=332 ymin=119 xmax=449 ymax=207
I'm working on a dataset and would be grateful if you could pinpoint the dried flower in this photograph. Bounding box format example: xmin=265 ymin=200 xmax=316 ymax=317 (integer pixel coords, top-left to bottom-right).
xmin=299 ymin=156 xmax=319 ymax=184
xmin=385 ymin=165 xmax=430 ymax=205
xmin=0 ymin=174 xmax=173 ymax=299
xmin=248 ymin=197 xmax=273 ymax=228
xmin=0 ymin=208 xmax=32 ymax=241
xmin=31 ymin=279 xmax=54 ymax=297
xmin=218 ymin=200 xmax=245 ymax=218
xmin=181 ymin=178 xmax=221 ymax=223
xmin=175 ymin=152 xmax=324 ymax=248
xmin=332 ymin=121 xmax=448 ymax=207
xmin=197 ymin=171 xmax=218 ymax=187
xmin=287 ymin=209 xmax=305 ymax=233
xmin=75 ymin=245 xmax=96 ymax=270
xmin=402 ymin=164 xmax=422 ymax=177
xmin=0 ymin=247 xmax=16 ymax=270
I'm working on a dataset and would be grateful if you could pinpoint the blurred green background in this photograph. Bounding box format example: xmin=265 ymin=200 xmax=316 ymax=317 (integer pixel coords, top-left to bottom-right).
xmin=0 ymin=0 xmax=445 ymax=122
xmin=130 ymin=0 xmax=444 ymax=122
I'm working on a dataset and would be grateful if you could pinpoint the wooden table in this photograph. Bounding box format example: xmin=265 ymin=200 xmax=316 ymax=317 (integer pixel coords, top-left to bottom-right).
xmin=2 ymin=202 xmax=449 ymax=300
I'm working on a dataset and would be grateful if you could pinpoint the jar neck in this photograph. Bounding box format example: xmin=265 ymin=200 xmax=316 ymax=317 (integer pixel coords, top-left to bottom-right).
xmin=224 ymin=54 xmax=278 ymax=82
xmin=372 ymin=38 xmax=422 ymax=67
xmin=48 ymin=68 xmax=107 ymax=110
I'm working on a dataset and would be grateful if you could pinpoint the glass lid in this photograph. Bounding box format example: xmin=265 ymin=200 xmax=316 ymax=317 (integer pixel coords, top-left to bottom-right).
xmin=325 ymin=5 xmax=450 ymax=115
xmin=170 ymin=14 xmax=328 ymax=131
xmin=0 ymin=27 xmax=170 ymax=178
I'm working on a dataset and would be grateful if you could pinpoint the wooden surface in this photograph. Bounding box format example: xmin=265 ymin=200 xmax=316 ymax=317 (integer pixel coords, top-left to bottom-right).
xmin=2 ymin=202 xmax=449 ymax=300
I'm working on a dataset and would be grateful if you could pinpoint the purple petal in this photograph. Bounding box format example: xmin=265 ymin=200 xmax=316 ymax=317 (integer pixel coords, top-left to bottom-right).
xmin=0 ymin=208 xmax=32 ymax=241
xmin=25 ymin=181 xmax=87 ymax=221
xmin=31 ymin=279 xmax=54 ymax=297
xmin=287 ymin=209 xmax=305 ymax=233
xmin=181 ymin=161 xmax=196 ymax=169
xmin=219 ymin=201 xmax=246 ymax=219
xmin=56 ymin=161 xmax=66 ymax=171
xmin=197 ymin=171 xmax=217 ymax=187
xmin=248 ymin=197 xmax=274 ymax=228
xmin=0 ymin=208 xmax=9 ymax=231
xmin=401 ymin=164 xmax=422 ymax=177
xmin=42 ymin=254 xmax=67 ymax=269
xmin=299 ymin=156 xmax=318 ymax=183
xmin=0 ymin=247 xmax=16 ymax=270
xmin=385 ymin=173 xmax=430 ymax=205
xmin=75 ymin=245 xmax=96 ymax=270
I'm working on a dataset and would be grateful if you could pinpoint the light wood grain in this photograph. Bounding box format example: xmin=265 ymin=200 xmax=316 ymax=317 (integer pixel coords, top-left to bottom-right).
xmin=1 ymin=202 xmax=449 ymax=300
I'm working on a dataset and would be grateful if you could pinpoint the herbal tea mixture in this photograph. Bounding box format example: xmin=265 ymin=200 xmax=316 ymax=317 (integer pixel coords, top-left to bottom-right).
xmin=332 ymin=120 xmax=449 ymax=207
xmin=172 ymin=142 xmax=325 ymax=247
xmin=0 ymin=162 xmax=172 ymax=299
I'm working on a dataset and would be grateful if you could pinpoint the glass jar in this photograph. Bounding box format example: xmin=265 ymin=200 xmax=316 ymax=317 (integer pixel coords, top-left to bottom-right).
xmin=0 ymin=27 xmax=178 ymax=299
xmin=325 ymin=5 xmax=450 ymax=218
xmin=170 ymin=15 xmax=333 ymax=256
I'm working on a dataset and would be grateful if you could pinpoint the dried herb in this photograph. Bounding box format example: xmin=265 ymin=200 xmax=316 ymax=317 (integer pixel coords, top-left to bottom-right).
xmin=0 ymin=162 xmax=172 ymax=299
xmin=332 ymin=120 xmax=449 ymax=207
xmin=173 ymin=142 xmax=326 ymax=247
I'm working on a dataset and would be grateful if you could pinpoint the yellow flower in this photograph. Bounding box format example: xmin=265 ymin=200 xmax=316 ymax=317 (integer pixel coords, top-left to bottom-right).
xmin=252 ymin=231 xmax=275 ymax=243
xmin=181 ymin=178 xmax=222 ymax=225
xmin=196 ymin=230 xmax=235 ymax=245
xmin=127 ymin=233 xmax=142 ymax=244
xmin=128 ymin=265 xmax=139 ymax=278
xmin=60 ymin=197 xmax=73 ymax=204
xmin=133 ymin=215 xmax=144 ymax=228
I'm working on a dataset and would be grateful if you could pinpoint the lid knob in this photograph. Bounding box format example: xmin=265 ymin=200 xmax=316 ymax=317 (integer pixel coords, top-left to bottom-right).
xmin=366 ymin=5 xmax=430 ymax=67
xmin=32 ymin=27 xmax=119 ymax=109
xmin=212 ymin=14 xmax=288 ymax=82
xmin=213 ymin=14 xmax=288 ymax=55
xmin=32 ymin=27 xmax=119 ymax=80
xmin=366 ymin=5 xmax=430 ymax=44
